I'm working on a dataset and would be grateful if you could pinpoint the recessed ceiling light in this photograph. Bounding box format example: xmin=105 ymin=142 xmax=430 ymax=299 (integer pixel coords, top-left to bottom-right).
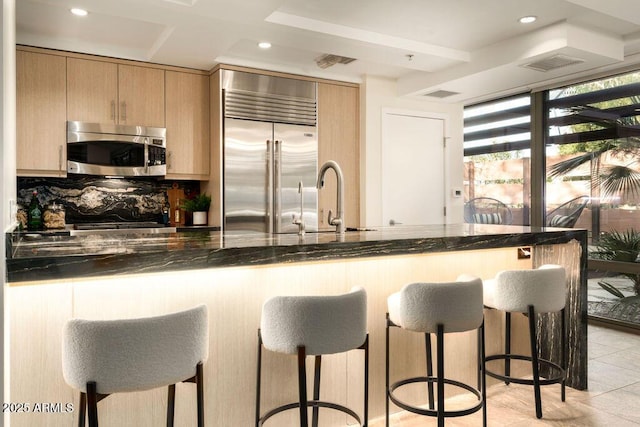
xmin=519 ymin=16 xmax=537 ymax=24
xmin=258 ymin=42 xmax=272 ymax=49
xmin=70 ymin=8 xmax=88 ymax=16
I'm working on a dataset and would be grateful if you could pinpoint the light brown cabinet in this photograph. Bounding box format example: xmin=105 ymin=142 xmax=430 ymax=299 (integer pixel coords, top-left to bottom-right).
xmin=67 ymin=58 xmax=165 ymax=127
xmin=318 ymin=82 xmax=360 ymax=229
xmin=165 ymin=71 xmax=210 ymax=179
xmin=16 ymin=50 xmax=67 ymax=177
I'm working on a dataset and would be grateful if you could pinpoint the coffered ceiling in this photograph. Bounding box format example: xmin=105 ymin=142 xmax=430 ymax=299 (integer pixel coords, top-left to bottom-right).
xmin=16 ymin=0 xmax=640 ymax=103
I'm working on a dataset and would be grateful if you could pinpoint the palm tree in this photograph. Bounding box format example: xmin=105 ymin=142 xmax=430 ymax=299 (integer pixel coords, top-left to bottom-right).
xmin=591 ymin=229 xmax=640 ymax=297
xmin=548 ymin=137 xmax=640 ymax=199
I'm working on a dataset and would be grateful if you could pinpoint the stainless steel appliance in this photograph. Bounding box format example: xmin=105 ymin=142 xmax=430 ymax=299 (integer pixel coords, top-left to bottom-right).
xmin=67 ymin=121 xmax=167 ymax=177
xmin=223 ymin=71 xmax=318 ymax=234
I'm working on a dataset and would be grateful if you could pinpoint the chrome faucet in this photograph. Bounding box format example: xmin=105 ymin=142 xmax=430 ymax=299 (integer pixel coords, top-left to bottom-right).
xmin=292 ymin=181 xmax=305 ymax=236
xmin=316 ymin=160 xmax=345 ymax=234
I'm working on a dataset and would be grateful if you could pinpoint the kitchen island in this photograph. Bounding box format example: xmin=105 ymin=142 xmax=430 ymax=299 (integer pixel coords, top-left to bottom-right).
xmin=6 ymin=224 xmax=587 ymax=426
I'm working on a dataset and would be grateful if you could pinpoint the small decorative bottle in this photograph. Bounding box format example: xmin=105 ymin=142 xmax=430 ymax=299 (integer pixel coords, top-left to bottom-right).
xmin=27 ymin=190 xmax=43 ymax=231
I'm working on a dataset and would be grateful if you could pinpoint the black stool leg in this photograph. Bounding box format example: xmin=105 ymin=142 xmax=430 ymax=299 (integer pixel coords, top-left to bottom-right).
xmin=86 ymin=381 xmax=98 ymax=427
xmin=385 ymin=315 xmax=390 ymax=427
xmin=78 ymin=392 xmax=86 ymax=427
xmin=528 ymin=305 xmax=543 ymax=419
xmin=312 ymin=355 xmax=322 ymax=427
xmin=561 ymin=307 xmax=567 ymax=402
xmin=505 ymin=311 xmax=511 ymax=385
xmin=196 ymin=362 xmax=204 ymax=427
xmin=480 ymin=320 xmax=487 ymax=427
xmin=363 ymin=334 xmax=369 ymax=427
xmin=297 ymin=346 xmax=309 ymax=427
xmin=256 ymin=330 xmax=263 ymax=427
xmin=477 ymin=327 xmax=481 ymax=390
xmin=436 ymin=324 xmax=445 ymax=427
xmin=425 ymin=333 xmax=435 ymax=410
xmin=166 ymin=384 xmax=176 ymax=427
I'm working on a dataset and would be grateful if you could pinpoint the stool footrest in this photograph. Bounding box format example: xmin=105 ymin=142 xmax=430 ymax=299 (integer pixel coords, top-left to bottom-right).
xmin=388 ymin=376 xmax=484 ymax=418
xmin=485 ymin=354 xmax=565 ymax=386
xmin=257 ymin=400 xmax=362 ymax=426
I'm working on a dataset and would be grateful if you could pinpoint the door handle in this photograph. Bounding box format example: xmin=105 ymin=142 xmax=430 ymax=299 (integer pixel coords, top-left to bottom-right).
xmin=58 ymin=145 xmax=63 ymax=174
xmin=266 ymin=140 xmax=274 ymax=234
xmin=273 ymin=140 xmax=282 ymax=233
xmin=389 ymin=219 xmax=402 ymax=226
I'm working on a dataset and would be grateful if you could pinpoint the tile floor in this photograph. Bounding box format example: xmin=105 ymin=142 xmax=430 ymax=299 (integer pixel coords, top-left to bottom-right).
xmin=371 ymin=323 xmax=640 ymax=426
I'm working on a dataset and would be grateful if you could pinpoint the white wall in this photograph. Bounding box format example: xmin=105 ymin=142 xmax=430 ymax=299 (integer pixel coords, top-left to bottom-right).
xmin=2 ymin=1 xmax=17 ymax=424
xmin=359 ymin=75 xmax=464 ymax=227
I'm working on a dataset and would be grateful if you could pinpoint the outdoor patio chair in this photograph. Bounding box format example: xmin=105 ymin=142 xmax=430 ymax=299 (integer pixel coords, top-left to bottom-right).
xmin=545 ymin=195 xmax=589 ymax=228
xmin=464 ymin=197 xmax=513 ymax=225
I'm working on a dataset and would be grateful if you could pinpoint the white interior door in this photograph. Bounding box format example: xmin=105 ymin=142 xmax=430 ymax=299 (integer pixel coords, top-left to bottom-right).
xmin=382 ymin=111 xmax=446 ymax=226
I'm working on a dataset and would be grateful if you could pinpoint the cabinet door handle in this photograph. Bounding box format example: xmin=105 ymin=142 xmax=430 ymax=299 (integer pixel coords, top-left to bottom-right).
xmin=111 ymin=100 xmax=116 ymax=121
xmin=167 ymin=151 xmax=172 ymax=170
xmin=121 ymin=101 xmax=126 ymax=122
xmin=58 ymin=145 xmax=63 ymax=174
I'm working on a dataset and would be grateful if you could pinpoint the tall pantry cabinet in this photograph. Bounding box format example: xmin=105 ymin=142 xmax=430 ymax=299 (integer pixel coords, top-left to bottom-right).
xmin=318 ymin=82 xmax=360 ymax=230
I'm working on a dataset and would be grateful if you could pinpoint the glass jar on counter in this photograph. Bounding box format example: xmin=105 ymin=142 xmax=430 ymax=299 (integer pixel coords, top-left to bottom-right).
xmin=43 ymin=203 xmax=66 ymax=229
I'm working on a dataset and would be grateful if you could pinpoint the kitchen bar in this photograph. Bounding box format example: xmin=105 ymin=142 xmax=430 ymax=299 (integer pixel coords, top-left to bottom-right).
xmin=6 ymin=224 xmax=587 ymax=426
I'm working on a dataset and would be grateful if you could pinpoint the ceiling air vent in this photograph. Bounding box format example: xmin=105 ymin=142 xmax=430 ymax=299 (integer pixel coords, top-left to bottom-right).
xmin=422 ymin=89 xmax=459 ymax=98
xmin=315 ymin=54 xmax=356 ymax=69
xmin=521 ymin=54 xmax=585 ymax=72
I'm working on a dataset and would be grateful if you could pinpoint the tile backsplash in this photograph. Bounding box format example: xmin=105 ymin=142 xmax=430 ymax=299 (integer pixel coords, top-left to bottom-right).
xmin=17 ymin=177 xmax=198 ymax=225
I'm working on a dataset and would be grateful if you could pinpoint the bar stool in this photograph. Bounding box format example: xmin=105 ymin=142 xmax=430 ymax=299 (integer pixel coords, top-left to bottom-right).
xmin=483 ymin=265 xmax=566 ymax=419
xmin=256 ymin=287 xmax=368 ymax=427
xmin=62 ymin=305 xmax=209 ymax=427
xmin=386 ymin=276 xmax=486 ymax=427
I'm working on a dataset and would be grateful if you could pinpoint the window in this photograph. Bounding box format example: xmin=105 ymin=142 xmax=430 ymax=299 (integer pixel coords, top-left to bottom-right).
xmin=467 ymin=73 xmax=640 ymax=328
xmin=463 ymin=95 xmax=531 ymax=225
xmin=546 ymin=71 xmax=640 ymax=237
xmin=545 ymin=71 xmax=640 ymax=328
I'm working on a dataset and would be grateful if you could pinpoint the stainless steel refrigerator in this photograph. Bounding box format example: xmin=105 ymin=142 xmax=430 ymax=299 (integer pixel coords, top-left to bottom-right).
xmin=223 ymin=70 xmax=318 ymax=234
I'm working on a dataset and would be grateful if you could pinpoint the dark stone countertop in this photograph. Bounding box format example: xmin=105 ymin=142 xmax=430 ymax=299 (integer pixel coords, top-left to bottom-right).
xmin=6 ymin=224 xmax=588 ymax=283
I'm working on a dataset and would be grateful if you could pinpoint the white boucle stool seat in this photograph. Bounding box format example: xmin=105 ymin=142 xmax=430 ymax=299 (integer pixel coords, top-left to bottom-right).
xmin=483 ymin=265 xmax=567 ymax=420
xmin=385 ymin=276 xmax=486 ymax=427
xmin=62 ymin=305 xmax=208 ymax=427
xmin=387 ymin=277 xmax=484 ymax=334
xmin=483 ymin=264 xmax=566 ymax=313
xmin=256 ymin=287 xmax=369 ymax=427
xmin=260 ymin=287 xmax=367 ymax=356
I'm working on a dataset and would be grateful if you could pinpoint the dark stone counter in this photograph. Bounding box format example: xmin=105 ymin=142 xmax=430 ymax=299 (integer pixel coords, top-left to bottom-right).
xmin=6 ymin=224 xmax=587 ymax=283
xmin=5 ymin=223 xmax=589 ymax=390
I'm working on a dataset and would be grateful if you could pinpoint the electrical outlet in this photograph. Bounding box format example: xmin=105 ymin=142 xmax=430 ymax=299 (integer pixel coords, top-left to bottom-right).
xmin=518 ymin=247 xmax=532 ymax=259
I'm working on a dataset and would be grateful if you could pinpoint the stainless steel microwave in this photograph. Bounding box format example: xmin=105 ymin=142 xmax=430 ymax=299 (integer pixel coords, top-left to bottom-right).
xmin=67 ymin=121 xmax=167 ymax=177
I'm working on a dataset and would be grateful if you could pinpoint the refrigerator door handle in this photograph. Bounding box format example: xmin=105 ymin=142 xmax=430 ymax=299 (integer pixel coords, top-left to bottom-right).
xmin=273 ymin=140 xmax=282 ymax=233
xmin=266 ymin=139 xmax=274 ymax=234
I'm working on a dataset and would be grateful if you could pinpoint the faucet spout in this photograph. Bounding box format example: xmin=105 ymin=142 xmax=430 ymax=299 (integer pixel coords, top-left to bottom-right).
xmin=316 ymin=160 xmax=345 ymax=234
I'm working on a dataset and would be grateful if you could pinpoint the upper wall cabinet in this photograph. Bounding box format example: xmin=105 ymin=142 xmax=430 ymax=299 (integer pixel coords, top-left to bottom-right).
xmin=16 ymin=50 xmax=67 ymax=177
xmin=165 ymin=71 xmax=210 ymax=179
xmin=318 ymin=82 xmax=360 ymax=229
xmin=67 ymin=58 xmax=165 ymax=127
